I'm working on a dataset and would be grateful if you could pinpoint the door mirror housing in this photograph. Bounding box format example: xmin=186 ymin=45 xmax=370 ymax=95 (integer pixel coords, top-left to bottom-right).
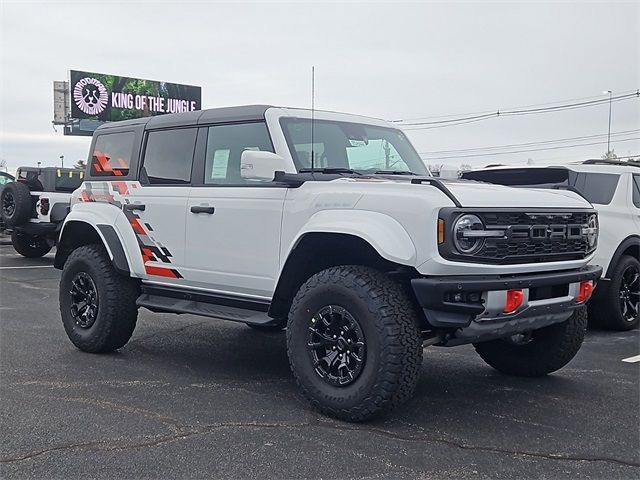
xmin=240 ymin=151 xmax=288 ymax=181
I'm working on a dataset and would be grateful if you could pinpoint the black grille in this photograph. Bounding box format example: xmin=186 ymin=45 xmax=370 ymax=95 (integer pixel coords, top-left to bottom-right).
xmin=475 ymin=212 xmax=592 ymax=263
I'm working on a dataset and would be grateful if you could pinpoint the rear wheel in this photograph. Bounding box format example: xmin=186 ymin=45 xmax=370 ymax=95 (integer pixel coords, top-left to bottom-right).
xmin=474 ymin=307 xmax=587 ymax=377
xmin=1 ymin=182 xmax=32 ymax=227
xmin=60 ymin=244 xmax=139 ymax=353
xmin=11 ymin=231 xmax=52 ymax=258
xmin=286 ymin=266 xmax=422 ymax=422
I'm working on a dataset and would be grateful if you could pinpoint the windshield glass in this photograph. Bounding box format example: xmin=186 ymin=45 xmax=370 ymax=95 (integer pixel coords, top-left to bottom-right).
xmin=280 ymin=118 xmax=429 ymax=175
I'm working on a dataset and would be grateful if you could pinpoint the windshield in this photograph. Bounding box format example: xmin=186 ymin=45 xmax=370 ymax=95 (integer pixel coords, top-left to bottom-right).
xmin=280 ymin=118 xmax=429 ymax=175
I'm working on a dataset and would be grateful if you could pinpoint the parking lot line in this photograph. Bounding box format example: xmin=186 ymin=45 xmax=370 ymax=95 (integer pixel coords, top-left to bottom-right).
xmin=621 ymin=355 xmax=640 ymax=363
xmin=0 ymin=265 xmax=54 ymax=270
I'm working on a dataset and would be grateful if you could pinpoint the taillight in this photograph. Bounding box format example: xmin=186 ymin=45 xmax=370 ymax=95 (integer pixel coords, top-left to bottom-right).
xmin=39 ymin=198 xmax=50 ymax=215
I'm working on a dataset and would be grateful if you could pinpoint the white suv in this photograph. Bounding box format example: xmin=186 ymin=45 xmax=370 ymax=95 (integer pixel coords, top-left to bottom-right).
xmin=463 ymin=161 xmax=640 ymax=330
xmin=55 ymin=105 xmax=601 ymax=421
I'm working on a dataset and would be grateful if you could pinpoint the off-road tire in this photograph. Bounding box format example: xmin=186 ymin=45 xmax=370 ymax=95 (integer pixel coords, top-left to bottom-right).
xmin=286 ymin=265 xmax=423 ymax=422
xmin=474 ymin=307 xmax=587 ymax=377
xmin=11 ymin=231 xmax=52 ymax=258
xmin=1 ymin=182 xmax=32 ymax=227
xmin=590 ymin=255 xmax=639 ymax=331
xmin=59 ymin=244 xmax=139 ymax=353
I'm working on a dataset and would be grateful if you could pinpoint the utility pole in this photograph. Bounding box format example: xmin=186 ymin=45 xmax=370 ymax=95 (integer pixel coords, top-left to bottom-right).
xmin=604 ymin=90 xmax=613 ymax=155
xmin=60 ymin=155 xmax=64 ymax=168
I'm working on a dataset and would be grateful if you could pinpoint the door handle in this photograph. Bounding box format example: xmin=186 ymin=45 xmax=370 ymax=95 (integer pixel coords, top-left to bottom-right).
xmin=124 ymin=203 xmax=146 ymax=211
xmin=190 ymin=205 xmax=215 ymax=214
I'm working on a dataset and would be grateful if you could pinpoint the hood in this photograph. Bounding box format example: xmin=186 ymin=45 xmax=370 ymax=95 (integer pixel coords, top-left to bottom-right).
xmin=440 ymin=179 xmax=591 ymax=208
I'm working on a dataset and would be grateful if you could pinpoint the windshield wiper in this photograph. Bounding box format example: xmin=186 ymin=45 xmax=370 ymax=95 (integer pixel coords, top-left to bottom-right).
xmin=373 ymin=170 xmax=418 ymax=176
xmin=299 ymin=168 xmax=362 ymax=175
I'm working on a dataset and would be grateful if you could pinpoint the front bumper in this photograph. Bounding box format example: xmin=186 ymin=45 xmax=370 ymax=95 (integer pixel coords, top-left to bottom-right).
xmin=411 ymin=265 xmax=602 ymax=346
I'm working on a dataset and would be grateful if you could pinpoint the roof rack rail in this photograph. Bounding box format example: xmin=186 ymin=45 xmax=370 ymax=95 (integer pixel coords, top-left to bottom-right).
xmin=410 ymin=177 xmax=462 ymax=207
xmin=582 ymin=159 xmax=640 ymax=168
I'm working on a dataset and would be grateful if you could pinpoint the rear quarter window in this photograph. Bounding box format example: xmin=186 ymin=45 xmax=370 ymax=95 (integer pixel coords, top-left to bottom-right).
xmin=90 ymin=131 xmax=136 ymax=177
xmin=633 ymin=174 xmax=640 ymax=208
xmin=570 ymin=172 xmax=619 ymax=205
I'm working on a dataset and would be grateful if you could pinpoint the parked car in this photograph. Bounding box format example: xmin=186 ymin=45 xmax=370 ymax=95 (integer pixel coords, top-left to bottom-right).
xmin=55 ymin=105 xmax=601 ymax=421
xmin=462 ymin=160 xmax=639 ymax=330
xmin=0 ymin=166 xmax=83 ymax=257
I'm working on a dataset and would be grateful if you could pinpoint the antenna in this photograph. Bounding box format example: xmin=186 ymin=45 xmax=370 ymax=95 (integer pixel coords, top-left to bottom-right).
xmin=311 ymin=66 xmax=315 ymax=171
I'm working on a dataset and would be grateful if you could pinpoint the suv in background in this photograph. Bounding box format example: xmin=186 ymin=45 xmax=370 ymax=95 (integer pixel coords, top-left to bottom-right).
xmin=463 ymin=160 xmax=640 ymax=330
xmin=0 ymin=166 xmax=83 ymax=257
xmin=54 ymin=105 xmax=601 ymax=421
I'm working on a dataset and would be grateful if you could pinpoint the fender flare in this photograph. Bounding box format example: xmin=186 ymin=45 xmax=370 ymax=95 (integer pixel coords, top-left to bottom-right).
xmin=287 ymin=209 xmax=417 ymax=266
xmin=605 ymin=235 xmax=640 ymax=279
xmin=55 ymin=206 xmax=142 ymax=276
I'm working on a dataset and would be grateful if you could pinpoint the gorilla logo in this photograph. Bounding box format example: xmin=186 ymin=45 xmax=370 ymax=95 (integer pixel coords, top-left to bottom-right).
xmin=73 ymin=77 xmax=109 ymax=116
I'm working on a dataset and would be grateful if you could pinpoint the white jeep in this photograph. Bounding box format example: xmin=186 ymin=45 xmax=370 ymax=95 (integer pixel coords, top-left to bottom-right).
xmin=55 ymin=105 xmax=601 ymax=421
xmin=462 ymin=162 xmax=640 ymax=330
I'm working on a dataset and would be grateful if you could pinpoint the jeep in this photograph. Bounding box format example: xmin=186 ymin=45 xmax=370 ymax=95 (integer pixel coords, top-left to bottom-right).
xmin=55 ymin=105 xmax=602 ymax=421
xmin=462 ymin=161 xmax=639 ymax=330
xmin=1 ymin=167 xmax=83 ymax=257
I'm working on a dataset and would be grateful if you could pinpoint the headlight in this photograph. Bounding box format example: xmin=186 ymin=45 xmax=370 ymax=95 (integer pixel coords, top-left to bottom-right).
xmin=453 ymin=214 xmax=485 ymax=253
xmin=586 ymin=214 xmax=598 ymax=249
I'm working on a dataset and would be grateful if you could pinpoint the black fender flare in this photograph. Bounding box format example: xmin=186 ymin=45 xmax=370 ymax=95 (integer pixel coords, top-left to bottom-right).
xmin=605 ymin=235 xmax=640 ymax=279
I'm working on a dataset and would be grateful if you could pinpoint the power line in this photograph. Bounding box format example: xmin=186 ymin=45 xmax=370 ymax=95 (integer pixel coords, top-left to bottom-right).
xmin=395 ymin=91 xmax=639 ymax=130
xmin=391 ymin=89 xmax=640 ymax=123
xmin=419 ymin=137 xmax=640 ymax=160
xmin=420 ymin=129 xmax=640 ymax=155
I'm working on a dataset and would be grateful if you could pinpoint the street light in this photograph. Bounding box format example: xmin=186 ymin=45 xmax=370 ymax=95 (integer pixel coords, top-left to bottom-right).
xmin=60 ymin=155 xmax=64 ymax=168
xmin=603 ymin=90 xmax=613 ymax=155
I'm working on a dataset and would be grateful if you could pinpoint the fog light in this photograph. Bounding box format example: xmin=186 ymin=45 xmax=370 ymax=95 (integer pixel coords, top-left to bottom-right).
xmin=576 ymin=280 xmax=594 ymax=304
xmin=503 ymin=289 xmax=524 ymax=314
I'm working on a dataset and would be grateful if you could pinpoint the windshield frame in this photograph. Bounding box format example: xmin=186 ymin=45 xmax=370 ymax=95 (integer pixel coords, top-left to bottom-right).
xmin=279 ymin=117 xmax=429 ymax=176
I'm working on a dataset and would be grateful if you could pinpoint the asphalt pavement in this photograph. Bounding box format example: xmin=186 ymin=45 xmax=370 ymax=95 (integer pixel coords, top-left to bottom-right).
xmin=1 ymin=243 xmax=638 ymax=479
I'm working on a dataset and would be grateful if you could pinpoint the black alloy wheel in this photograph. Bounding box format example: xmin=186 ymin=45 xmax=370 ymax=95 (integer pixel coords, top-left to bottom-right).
xmin=307 ymin=305 xmax=366 ymax=387
xmin=69 ymin=272 xmax=99 ymax=329
xmin=619 ymin=264 xmax=640 ymax=323
xmin=2 ymin=191 xmax=15 ymax=218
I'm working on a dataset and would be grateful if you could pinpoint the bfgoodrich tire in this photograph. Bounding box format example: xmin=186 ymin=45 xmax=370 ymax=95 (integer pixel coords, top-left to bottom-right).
xmin=474 ymin=307 xmax=587 ymax=377
xmin=286 ymin=266 xmax=423 ymax=422
xmin=11 ymin=231 xmax=52 ymax=258
xmin=590 ymin=255 xmax=639 ymax=331
xmin=59 ymin=244 xmax=139 ymax=353
xmin=1 ymin=182 xmax=32 ymax=227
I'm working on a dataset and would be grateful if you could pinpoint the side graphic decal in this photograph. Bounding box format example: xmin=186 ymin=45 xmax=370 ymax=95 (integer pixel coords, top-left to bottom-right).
xmin=79 ymin=181 xmax=183 ymax=279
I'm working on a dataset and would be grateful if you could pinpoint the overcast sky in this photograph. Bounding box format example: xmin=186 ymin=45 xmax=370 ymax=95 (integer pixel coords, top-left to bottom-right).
xmin=1 ymin=0 xmax=638 ymax=173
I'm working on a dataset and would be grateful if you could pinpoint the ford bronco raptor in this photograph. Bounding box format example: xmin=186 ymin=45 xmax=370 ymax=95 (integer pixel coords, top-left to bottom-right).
xmin=55 ymin=105 xmax=601 ymax=421
xmin=463 ymin=161 xmax=639 ymax=330
xmin=1 ymin=166 xmax=83 ymax=257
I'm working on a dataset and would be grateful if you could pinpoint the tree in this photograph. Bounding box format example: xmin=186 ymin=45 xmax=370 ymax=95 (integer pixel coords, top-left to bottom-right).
xmin=74 ymin=159 xmax=87 ymax=170
xmin=602 ymin=149 xmax=618 ymax=160
xmin=0 ymin=158 xmax=6 ymax=172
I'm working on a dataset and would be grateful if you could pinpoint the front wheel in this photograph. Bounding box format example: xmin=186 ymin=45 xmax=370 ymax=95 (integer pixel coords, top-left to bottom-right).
xmin=11 ymin=231 xmax=52 ymax=258
xmin=59 ymin=244 xmax=139 ymax=353
xmin=286 ymin=266 xmax=423 ymax=422
xmin=474 ymin=307 xmax=587 ymax=377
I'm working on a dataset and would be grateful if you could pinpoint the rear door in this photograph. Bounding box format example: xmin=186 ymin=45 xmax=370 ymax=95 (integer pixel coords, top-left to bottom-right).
xmin=183 ymin=122 xmax=286 ymax=298
xmin=129 ymin=127 xmax=197 ymax=282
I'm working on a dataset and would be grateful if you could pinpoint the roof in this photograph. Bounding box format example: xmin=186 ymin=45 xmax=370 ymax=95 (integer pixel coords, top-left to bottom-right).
xmin=96 ymin=104 xmax=394 ymax=132
xmin=474 ymin=161 xmax=638 ymax=175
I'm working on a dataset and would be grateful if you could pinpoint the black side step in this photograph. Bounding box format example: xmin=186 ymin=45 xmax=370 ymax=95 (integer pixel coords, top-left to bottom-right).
xmin=136 ymin=285 xmax=275 ymax=326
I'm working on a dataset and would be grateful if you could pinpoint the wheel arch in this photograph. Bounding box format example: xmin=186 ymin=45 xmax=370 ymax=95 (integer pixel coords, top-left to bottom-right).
xmin=268 ymin=231 xmax=419 ymax=320
xmin=55 ymin=219 xmax=131 ymax=276
xmin=605 ymin=235 xmax=640 ymax=279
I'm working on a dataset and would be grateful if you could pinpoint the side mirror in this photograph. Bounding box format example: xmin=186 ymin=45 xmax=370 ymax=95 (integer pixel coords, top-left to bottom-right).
xmin=240 ymin=150 xmax=288 ymax=181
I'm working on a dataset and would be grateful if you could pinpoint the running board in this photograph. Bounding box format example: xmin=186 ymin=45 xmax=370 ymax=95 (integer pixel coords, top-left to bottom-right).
xmin=136 ymin=286 xmax=275 ymax=326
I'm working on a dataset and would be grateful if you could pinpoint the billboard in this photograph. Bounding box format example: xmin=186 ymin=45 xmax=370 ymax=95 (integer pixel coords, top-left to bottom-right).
xmin=69 ymin=70 xmax=201 ymax=122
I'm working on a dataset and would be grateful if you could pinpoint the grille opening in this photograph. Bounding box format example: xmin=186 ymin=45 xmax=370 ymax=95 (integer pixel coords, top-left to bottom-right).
xmin=529 ymin=284 xmax=569 ymax=301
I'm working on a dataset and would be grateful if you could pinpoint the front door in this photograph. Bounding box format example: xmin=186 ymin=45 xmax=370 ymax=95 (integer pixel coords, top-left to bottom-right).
xmin=183 ymin=122 xmax=286 ymax=299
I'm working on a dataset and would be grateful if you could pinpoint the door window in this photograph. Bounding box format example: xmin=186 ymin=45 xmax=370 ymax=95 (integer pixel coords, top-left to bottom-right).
xmin=204 ymin=122 xmax=273 ymax=184
xmin=141 ymin=128 xmax=197 ymax=185
xmin=633 ymin=174 xmax=640 ymax=208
